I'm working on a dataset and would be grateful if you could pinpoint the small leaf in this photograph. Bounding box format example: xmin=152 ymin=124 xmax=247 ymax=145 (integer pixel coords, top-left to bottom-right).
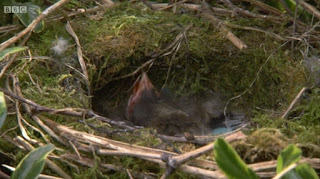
xmin=0 ymin=92 xmax=7 ymax=129
xmin=11 ymin=144 xmax=55 ymax=179
xmin=0 ymin=46 xmax=27 ymax=61
xmin=214 ymin=138 xmax=258 ymax=179
xmin=13 ymin=2 xmax=44 ymax=33
xmin=295 ymin=164 xmax=319 ymax=179
xmin=277 ymin=144 xmax=302 ymax=173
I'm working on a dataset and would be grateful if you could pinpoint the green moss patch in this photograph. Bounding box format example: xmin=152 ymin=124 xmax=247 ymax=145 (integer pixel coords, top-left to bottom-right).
xmin=1 ymin=2 xmax=319 ymax=177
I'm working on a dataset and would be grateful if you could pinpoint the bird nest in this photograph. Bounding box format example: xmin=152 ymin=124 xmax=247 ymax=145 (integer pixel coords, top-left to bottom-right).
xmin=1 ymin=1 xmax=320 ymax=178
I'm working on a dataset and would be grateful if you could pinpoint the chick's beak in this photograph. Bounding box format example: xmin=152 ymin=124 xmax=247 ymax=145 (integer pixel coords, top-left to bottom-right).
xmin=127 ymin=73 xmax=158 ymax=119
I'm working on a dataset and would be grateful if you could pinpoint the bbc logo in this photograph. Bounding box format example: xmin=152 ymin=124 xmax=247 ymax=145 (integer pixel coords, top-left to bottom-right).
xmin=4 ymin=6 xmax=27 ymax=13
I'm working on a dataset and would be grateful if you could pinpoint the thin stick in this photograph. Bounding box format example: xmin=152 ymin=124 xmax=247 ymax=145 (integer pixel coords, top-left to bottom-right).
xmin=0 ymin=0 xmax=71 ymax=51
xmin=201 ymin=1 xmax=247 ymax=50
xmin=273 ymin=163 xmax=297 ymax=179
xmin=225 ymin=23 xmax=288 ymax=41
xmin=9 ymin=76 xmax=65 ymax=144
xmin=244 ymin=0 xmax=283 ymax=15
xmin=157 ymin=0 xmax=187 ymax=11
xmin=281 ymin=87 xmax=307 ymax=119
xmin=16 ymin=102 xmax=38 ymax=144
xmin=291 ymin=0 xmax=299 ymax=55
xmin=62 ymin=153 xmax=157 ymax=178
xmin=69 ymin=140 xmax=82 ymax=160
xmin=0 ymin=87 xmax=137 ymax=131
xmin=0 ymin=32 xmax=31 ymax=79
xmin=65 ymin=21 xmax=91 ymax=98
xmin=111 ymin=59 xmax=155 ymax=81
xmin=164 ymin=131 xmax=246 ymax=168
xmin=2 ymin=164 xmax=64 ymax=179
xmin=0 ymin=171 xmax=9 ymax=179
xmin=299 ymin=0 xmax=320 ymax=20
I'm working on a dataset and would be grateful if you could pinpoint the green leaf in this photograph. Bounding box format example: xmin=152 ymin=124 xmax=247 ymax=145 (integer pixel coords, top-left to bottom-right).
xmin=295 ymin=164 xmax=319 ymax=179
xmin=277 ymin=144 xmax=302 ymax=173
xmin=11 ymin=144 xmax=55 ymax=179
xmin=13 ymin=2 xmax=44 ymax=33
xmin=0 ymin=92 xmax=7 ymax=129
xmin=214 ymin=138 xmax=258 ymax=179
xmin=0 ymin=46 xmax=27 ymax=61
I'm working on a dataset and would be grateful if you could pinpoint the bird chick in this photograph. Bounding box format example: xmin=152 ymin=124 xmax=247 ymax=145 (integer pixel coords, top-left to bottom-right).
xmin=127 ymin=73 xmax=158 ymax=127
xmin=126 ymin=73 xmax=217 ymax=136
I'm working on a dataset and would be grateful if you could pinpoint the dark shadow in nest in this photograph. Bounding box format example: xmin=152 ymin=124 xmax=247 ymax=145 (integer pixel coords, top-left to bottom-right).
xmin=92 ymin=73 xmax=246 ymax=137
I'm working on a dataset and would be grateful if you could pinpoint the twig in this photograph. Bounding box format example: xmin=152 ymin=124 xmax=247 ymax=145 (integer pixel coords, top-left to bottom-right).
xmin=22 ymin=105 xmax=50 ymax=143
xmin=155 ymin=133 xmax=182 ymax=154
xmin=0 ymin=171 xmax=9 ymax=179
xmin=162 ymin=131 xmax=246 ymax=168
xmin=7 ymin=76 xmax=49 ymax=144
xmin=99 ymin=0 xmax=115 ymax=6
xmin=126 ymin=169 xmax=134 ymax=179
xmin=2 ymin=165 xmax=64 ymax=179
xmin=62 ymin=153 xmax=157 ymax=178
xmin=201 ymin=1 xmax=247 ymax=50
xmin=154 ymin=2 xmax=284 ymax=22
xmin=299 ymin=0 xmax=320 ymax=20
xmin=111 ymin=25 xmax=192 ymax=83
xmin=110 ymin=59 xmax=155 ymax=81
xmin=145 ymin=157 xmax=227 ymax=178
xmin=0 ymin=24 xmax=23 ymax=33
xmin=1 ymin=134 xmax=27 ymax=151
xmin=156 ymin=123 xmax=248 ymax=145
xmin=51 ymin=120 xmax=243 ymax=178
xmin=281 ymin=87 xmax=307 ymax=119
xmin=164 ymin=27 xmax=186 ymax=87
xmin=244 ymin=0 xmax=283 ymax=16
xmin=15 ymin=102 xmax=38 ymax=144
xmin=0 ymin=32 xmax=31 ymax=79
xmin=65 ymin=21 xmax=91 ymax=98
xmin=220 ymin=0 xmax=278 ymax=19
xmin=157 ymin=0 xmax=187 ymax=11
xmin=280 ymin=0 xmax=293 ymax=16
xmin=0 ymin=87 xmax=137 ymax=131
xmin=224 ymin=23 xmax=288 ymax=41
xmin=21 ymin=55 xmax=91 ymax=87
xmin=140 ymin=0 xmax=157 ymax=11
xmin=160 ymin=131 xmax=246 ymax=178
xmin=0 ymin=0 xmax=72 ymax=51
xmin=0 ymin=126 xmax=19 ymax=137
xmin=249 ymin=158 xmax=320 ymax=172
xmin=291 ymin=0 xmax=299 ymax=54
xmin=258 ymin=171 xmax=277 ymax=178
xmin=156 ymin=25 xmax=192 ymax=58
xmin=26 ymin=69 xmax=43 ymax=93
xmin=273 ymin=163 xmax=297 ymax=179
xmin=44 ymin=118 xmax=176 ymax=157
xmin=43 ymin=120 xmax=320 ymax=179
xmin=9 ymin=76 xmax=65 ymax=145
xmin=69 ymin=140 xmax=82 ymax=160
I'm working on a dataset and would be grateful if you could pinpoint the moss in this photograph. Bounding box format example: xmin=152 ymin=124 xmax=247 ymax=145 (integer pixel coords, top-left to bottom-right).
xmin=69 ymin=3 xmax=216 ymax=91
xmin=233 ymin=128 xmax=289 ymax=163
xmin=27 ymin=21 xmax=72 ymax=56
xmin=11 ymin=59 xmax=90 ymax=109
xmin=74 ymin=159 xmax=108 ymax=179
xmin=250 ymin=88 xmax=320 ymax=158
xmin=23 ymin=3 xmax=306 ymax=114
